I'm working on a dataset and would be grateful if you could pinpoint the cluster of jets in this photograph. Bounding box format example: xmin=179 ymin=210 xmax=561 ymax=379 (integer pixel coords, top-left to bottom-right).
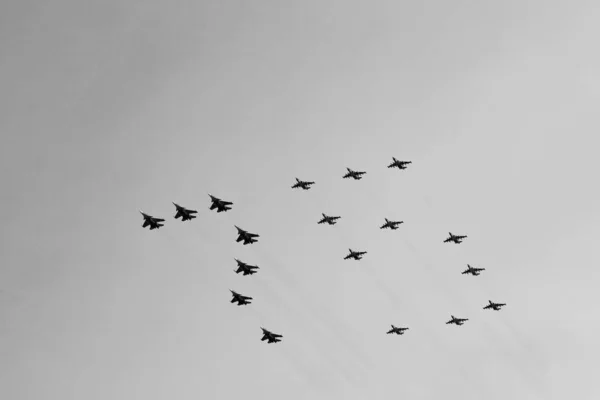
xmin=140 ymin=157 xmax=506 ymax=342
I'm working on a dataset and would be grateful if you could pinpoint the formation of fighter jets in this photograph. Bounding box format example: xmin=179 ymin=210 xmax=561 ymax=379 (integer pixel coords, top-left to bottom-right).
xmin=140 ymin=157 xmax=507 ymax=342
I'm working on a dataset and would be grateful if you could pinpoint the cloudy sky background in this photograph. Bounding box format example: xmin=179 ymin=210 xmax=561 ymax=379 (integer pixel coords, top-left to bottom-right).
xmin=1 ymin=1 xmax=599 ymax=399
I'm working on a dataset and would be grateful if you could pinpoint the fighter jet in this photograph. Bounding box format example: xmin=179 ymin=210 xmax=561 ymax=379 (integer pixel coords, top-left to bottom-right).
xmin=444 ymin=232 xmax=467 ymax=244
xmin=343 ymin=167 xmax=366 ymax=180
xmin=172 ymin=202 xmax=198 ymax=221
xmin=462 ymin=264 xmax=485 ymax=276
xmin=235 ymin=225 xmax=259 ymax=245
xmin=234 ymin=259 xmax=259 ymax=276
xmin=387 ymin=158 xmax=412 ymax=170
xmin=230 ymin=290 xmax=252 ymax=306
xmin=483 ymin=300 xmax=506 ymax=311
xmin=318 ymin=213 xmax=341 ymax=225
xmin=208 ymin=194 xmax=233 ymax=213
xmin=446 ymin=315 xmax=468 ymax=326
xmin=387 ymin=325 xmax=409 ymax=335
xmin=344 ymin=249 xmax=367 ymax=260
xmin=139 ymin=210 xmax=165 ymax=230
xmin=380 ymin=218 xmax=404 ymax=230
xmin=291 ymin=178 xmax=315 ymax=190
xmin=260 ymin=327 xmax=283 ymax=343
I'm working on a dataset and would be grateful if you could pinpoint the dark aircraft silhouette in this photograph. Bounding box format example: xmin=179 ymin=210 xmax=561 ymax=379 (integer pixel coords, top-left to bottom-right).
xmin=446 ymin=315 xmax=468 ymax=326
xmin=387 ymin=158 xmax=412 ymax=170
xmin=291 ymin=178 xmax=315 ymax=190
xmin=139 ymin=210 xmax=165 ymax=230
xmin=230 ymin=290 xmax=252 ymax=306
xmin=380 ymin=218 xmax=404 ymax=230
xmin=444 ymin=232 xmax=467 ymax=244
xmin=344 ymin=249 xmax=367 ymax=260
xmin=261 ymin=327 xmax=283 ymax=343
xmin=343 ymin=168 xmax=366 ymax=180
xmin=318 ymin=213 xmax=341 ymax=225
xmin=387 ymin=325 xmax=409 ymax=335
xmin=208 ymin=194 xmax=233 ymax=213
xmin=462 ymin=264 xmax=485 ymax=276
xmin=172 ymin=202 xmax=198 ymax=221
xmin=483 ymin=300 xmax=506 ymax=311
xmin=235 ymin=226 xmax=259 ymax=245
xmin=234 ymin=259 xmax=259 ymax=276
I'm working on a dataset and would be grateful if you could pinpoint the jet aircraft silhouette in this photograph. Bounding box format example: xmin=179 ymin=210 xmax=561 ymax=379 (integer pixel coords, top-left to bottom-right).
xmin=139 ymin=210 xmax=165 ymax=230
xmin=387 ymin=158 xmax=412 ymax=170
xmin=343 ymin=168 xmax=366 ymax=180
xmin=208 ymin=194 xmax=233 ymax=213
xmin=344 ymin=249 xmax=367 ymax=260
xmin=291 ymin=178 xmax=315 ymax=190
xmin=444 ymin=232 xmax=467 ymax=244
xmin=318 ymin=213 xmax=341 ymax=225
xmin=172 ymin=202 xmax=198 ymax=221
xmin=380 ymin=218 xmax=404 ymax=230
xmin=230 ymin=290 xmax=252 ymax=306
xmin=462 ymin=264 xmax=485 ymax=276
xmin=446 ymin=315 xmax=468 ymax=326
xmin=483 ymin=300 xmax=506 ymax=311
xmin=387 ymin=325 xmax=409 ymax=335
xmin=261 ymin=327 xmax=283 ymax=343
xmin=234 ymin=259 xmax=259 ymax=276
xmin=235 ymin=226 xmax=259 ymax=245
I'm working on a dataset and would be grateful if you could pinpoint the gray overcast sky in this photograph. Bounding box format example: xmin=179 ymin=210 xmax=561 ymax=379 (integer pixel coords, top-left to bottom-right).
xmin=1 ymin=0 xmax=599 ymax=399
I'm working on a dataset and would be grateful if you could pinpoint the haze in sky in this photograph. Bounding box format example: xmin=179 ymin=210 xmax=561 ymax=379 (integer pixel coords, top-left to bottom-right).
xmin=1 ymin=1 xmax=599 ymax=399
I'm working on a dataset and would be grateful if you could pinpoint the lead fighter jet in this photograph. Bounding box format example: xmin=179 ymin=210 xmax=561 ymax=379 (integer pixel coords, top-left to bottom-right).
xmin=343 ymin=167 xmax=366 ymax=180
xmin=234 ymin=259 xmax=259 ymax=276
xmin=291 ymin=178 xmax=315 ymax=190
xmin=483 ymin=300 xmax=506 ymax=311
xmin=230 ymin=290 xmax=252 ymax=306
xmin=387 ymin=325 xmax=409 ymax=335
xmin=260 ymin=327 xmax=283 ymax=343
xmin=462 ymin=264 xmax=485 ymax=276
xmin=380 ymin=218 xmax=404 ymax=230
xmin=139 ymin=210 xmax=165 ymax=230
xmin=387 ymin=157 xmax=412 ymax=170
xmin=444 ymin=232 xmax=467 ymax=244
xmin=344 ymin=249 xmax=367 ymax=260
xmin=235 ymin=226 xmax=259 ymax=245
xmin=208 ymin=194 xmax=233 ymax=213
xmin=318 ymin=213 xmax=341 ymax=225
xmin=446 ymin=315 xmax=468 ymax=326
xmin=172 ymin=202 xmax=198 ymax=221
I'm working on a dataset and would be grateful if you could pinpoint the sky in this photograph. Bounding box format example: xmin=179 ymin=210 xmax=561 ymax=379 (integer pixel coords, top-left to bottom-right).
xmin=1 ymin=0 xmax=599 ymax=399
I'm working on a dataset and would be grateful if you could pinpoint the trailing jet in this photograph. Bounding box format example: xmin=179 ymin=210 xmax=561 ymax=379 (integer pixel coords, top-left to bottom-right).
xmin=343 ymin=168 xmax=366 ymax=180
xmin=444 ymin=232 xmax=467 ymax=244
xmin=318 ymin=213 xmax=341 ymax=225
xmin=380 ymin=218 xmax=404 ymax=230
xmin=230 ymin=290 xmax=252 ymax=306
xmin=446 ymin=315 xmax=468 ymax=326
xmin=462 ymin=264 xmax=485 ymax=276
xmin=260 ymin=327 xmax=283 ymax=343
xmin=387 ymin=158 xmax=412 ymax=170
xmin=483 ymin=300 xmax=506 ymax=311
xmin=344 ymin=249 xmax=367 ymax=260
xmin=235 ymin=225 xmax=259 ymax=245
xmin=387 ymin=325 xmax=409 ymax=335
xmin=139 ymin=210 xmax=165 ymax=230
xmin=208 ymin=194 xmax=233 ymax=213
xmin=172 ymin=202 xmax=198 ymax=221
xmin=234 ymin=259 xmax=259 ymax=276
xmin=291 ymin=178 xmax=315 ymax=190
